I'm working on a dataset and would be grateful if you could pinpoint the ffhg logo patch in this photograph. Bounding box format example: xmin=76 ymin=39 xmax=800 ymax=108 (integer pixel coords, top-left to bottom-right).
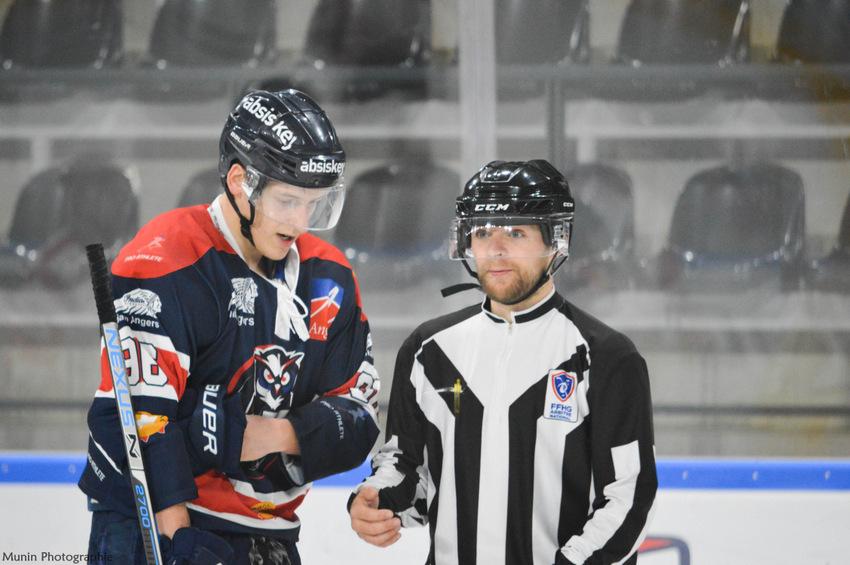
xmin=552 ymin=370 xmax=575 ymax=401
xmin=544 ymin=369 xmax=578 ymax=422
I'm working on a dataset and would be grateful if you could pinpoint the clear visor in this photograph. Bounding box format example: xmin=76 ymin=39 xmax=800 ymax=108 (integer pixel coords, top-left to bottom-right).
xmin=449 ymin=216 xmax=571 ymax=260
xmin=243 ymin=166 xmax=345 ymax=231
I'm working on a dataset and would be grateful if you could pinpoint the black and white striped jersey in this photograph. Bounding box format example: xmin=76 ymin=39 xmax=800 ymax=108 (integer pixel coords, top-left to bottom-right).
xmin=357 ymin=289 xmax=657 ymax=565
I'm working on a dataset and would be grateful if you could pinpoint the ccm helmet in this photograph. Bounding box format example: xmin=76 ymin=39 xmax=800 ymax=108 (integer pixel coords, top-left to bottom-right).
xmin=449 ymin=159 xmax=575 ymax=303
xmin=219 ymin=89 xmax=346 ymax=242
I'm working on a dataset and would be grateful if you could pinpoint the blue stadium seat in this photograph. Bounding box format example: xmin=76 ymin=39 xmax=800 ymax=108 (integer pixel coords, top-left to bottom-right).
xmin=0 ymin=168 xmax=67 ymax=287
xmin=0 ymin=159 xmax=139 ymax=289
xmin=496 ymin=0 xmax=589 ymax=65
xmin=299 ymin=0 xmax=432 ymax=102
xmin=658 ymin=162 xmax=806 ymax=292
xmin=556 ymin=163 xmax=638 ymax=291
xmin=608 ymin=0 xmax=750 ymax=99
xmin=495 ymin=0 xmax=589 ymax=99
xmin=331 ymin=160 xmax=458 ymax=287
xmin=178 ymin=168 xmax=222 ymax=208
xmin=809 ymin=191 xmax=850 ymax=293
xmin=146 ymin=0 xmax=276 ymax=67
xmin=776 ymin=0 xmax=850 ymax=64
xmin=0 ymin=0 xmax=122 ymax=69
xmin=772 ymin=0 xmax=850 ymax=100
xmin=139 ymin=0 xmax=276 ymax=99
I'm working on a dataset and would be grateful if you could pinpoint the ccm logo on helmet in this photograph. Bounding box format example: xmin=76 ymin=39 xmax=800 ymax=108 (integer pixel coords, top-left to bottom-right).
xmin=474 ymin=203 xmax=510 ymax=212
xmin=300 ymin=159 xmax=345 ymax=175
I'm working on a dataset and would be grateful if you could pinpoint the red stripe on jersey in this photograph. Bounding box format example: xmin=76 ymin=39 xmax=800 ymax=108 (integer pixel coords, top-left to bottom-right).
xmin=296 ymin=233 xmax=351 ymax=269
xmin=113 ymin=205 xmax=235 ymax=279
xmin=324 ymin=370 xmax=361 ymax=397
xmin=194 ymin=472 xmax=307 ymax=522
xmin=97 ymin=340 xmax=189 ymax=399
xmin=351 ymin=270 xmax=367 ymax=322
xmin=98 ymin=348 xmax=112 ymax=392
xmin=297 ymin=233 xmax=367 ymax=319
xmin=226 ymin=353 xmax=257 ymax=395
xmin=154 ymin=347 xmax=189 ymax=399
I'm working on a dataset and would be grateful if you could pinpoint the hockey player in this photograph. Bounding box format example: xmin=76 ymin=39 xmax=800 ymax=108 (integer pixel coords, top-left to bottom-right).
xmin=348 ymin=160 xmax=657 ymax=564
xmin=80 ymin=89 xmax=381 ymax=564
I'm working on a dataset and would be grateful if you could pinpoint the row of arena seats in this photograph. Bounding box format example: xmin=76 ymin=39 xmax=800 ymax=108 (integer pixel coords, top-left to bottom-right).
xmin=2 ymin=157 xmax=848 ymax=293
xmin=160 ymin=160 xmax=850 ymax=294
xmin=0 ymin=158 xmax=139 ymax=288
xmin=1 ymin=0 xmax=848 ymax=101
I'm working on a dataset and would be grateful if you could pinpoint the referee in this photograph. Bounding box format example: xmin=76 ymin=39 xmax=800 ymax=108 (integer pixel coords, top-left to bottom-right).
xmin=348 ymin=159 xmax=657 ymax=565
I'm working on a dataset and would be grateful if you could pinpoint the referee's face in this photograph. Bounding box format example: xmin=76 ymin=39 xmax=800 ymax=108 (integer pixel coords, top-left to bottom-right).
xmin=472 ymin=224 xmax=551 ymax=307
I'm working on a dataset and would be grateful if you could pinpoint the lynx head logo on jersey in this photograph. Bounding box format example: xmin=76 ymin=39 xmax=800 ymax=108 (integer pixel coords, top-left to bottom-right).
xmin=237 ymin=345 xmax=305 ymax=413
xmin=229 ymin=277 xmax=258 ymax=326
xmin=309 ymin=278 xmax=344 ymax=341
xmin=116 ymin=289 xmax=162 ymax=318
xmin=551 ymin=370 xmax=575 ymax=402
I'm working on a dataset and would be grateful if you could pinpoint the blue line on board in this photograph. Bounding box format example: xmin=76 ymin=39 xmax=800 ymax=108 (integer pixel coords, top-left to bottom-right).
xmin=1 ymin=453 xmax=849 ymax=490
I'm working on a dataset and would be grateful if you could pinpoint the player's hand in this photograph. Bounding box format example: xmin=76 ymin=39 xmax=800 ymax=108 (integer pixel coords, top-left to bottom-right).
xmin=160 ymin=527 xmax=234 ymax=565
xmin=349 ymin=486 xmax=402 ymax=547
xmin=241 ymin=415 xmax=275 ymax=461
xmin=241 ymin=416 xmax=300 ymax=460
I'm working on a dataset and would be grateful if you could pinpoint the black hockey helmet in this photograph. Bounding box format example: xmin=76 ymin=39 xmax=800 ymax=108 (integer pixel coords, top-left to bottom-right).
xmin=218 ymin=89 xmax=346 ymax=241
xmin=446 ymin=159 xmax=575 ymax=303
xmin=452 ymin=159 xmax=575 ymax=259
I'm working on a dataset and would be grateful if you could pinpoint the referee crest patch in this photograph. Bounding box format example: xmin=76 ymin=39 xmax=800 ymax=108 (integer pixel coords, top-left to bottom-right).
xmin=544 ymin=370 xmax=578 ymax=422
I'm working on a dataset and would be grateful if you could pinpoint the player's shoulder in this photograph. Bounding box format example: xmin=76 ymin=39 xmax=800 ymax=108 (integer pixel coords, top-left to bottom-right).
xmin=557 ymin=297 xmax=638 ymax=358
xmin=297 ymin=233 xmax=360 ymax=292
xmin=113 ymin=205 xmax=232 ymax=279
xmin=296 ymin=233 xmax=369 ymax=316
xmin=406 ymin=303 xmax=481 ymax=349
xmin=297 ymin=233 xmax=353 ymax=272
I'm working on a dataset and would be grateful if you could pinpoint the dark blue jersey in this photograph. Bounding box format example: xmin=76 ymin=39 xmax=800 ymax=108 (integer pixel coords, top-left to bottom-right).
xmin=79 ymin=198 xmax=380 ymax=539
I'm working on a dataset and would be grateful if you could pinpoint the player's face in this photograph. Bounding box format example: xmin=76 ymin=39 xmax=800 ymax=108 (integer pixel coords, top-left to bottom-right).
xmin=250 ymin=182 xmax=320 ymax=260
xmin=471 ymin=224 xmax=551 ymax=305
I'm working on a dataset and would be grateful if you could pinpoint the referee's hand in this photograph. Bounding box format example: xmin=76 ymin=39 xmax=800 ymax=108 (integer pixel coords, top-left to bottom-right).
xmin=350 ymin=486 xmax=402 ymax=547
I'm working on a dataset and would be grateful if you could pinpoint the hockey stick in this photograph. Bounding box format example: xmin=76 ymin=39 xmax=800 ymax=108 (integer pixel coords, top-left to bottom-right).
xmin=86 ymin=243 xmax=163 ymax=565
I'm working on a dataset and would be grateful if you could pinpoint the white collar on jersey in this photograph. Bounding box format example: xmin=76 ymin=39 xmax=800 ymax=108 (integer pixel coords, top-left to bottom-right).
xmin=481 ymin=286 xmax=558 ymax=325
xmin=208 ymin=196 xmax=309 ymax=342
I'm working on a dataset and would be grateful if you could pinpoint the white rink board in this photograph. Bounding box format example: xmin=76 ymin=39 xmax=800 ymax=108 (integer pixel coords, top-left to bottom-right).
xmin=2 ymin=484 xmax=850 ymax=564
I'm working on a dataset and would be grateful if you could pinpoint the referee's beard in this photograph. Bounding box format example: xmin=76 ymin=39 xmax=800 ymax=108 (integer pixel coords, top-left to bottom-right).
xmin=477 ymin=256 xmax=550 ymax=308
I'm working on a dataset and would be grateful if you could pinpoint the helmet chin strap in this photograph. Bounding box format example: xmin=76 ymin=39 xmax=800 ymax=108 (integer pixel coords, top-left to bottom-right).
xmin=440 ymin=259 xmax=481 ymax=297
xmin=441 ymin=252 xmax=569 ymax=302
xmin=224 ymin=186 xmax=257 ymax=246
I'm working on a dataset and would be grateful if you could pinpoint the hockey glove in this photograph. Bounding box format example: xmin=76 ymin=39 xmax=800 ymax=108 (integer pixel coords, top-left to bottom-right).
xmin=181 ymin=385 xmax=246 ymax=476
xmin=160 ymin=527 xmax=234 ymax=565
